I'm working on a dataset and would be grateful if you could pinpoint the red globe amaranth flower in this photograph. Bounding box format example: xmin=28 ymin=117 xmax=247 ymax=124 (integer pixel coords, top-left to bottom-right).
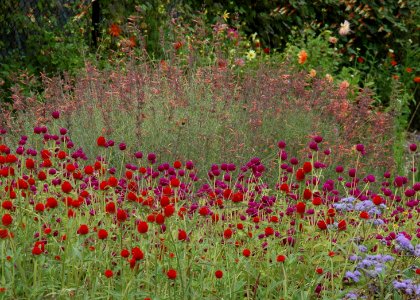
xmin=243 ymin=249 xmax=251 ymax=257
xmin=359 ymin=211 xmax=369 ymax=219
xmin=1 ymin=214 xmax=12 ymax=226
xmin=117 ymin=209 xmax=127 ymax=222
xmin=372 ymin=195 xmax=383 ymax=206
xmin=223 ymin=228 xmax=233 ymax=239
xmin=121 ymin=249 xmax=130 ymax=258
xmin=164 ymin=205 xmax=175 ymax=217
xmin=312 ymin=197 xmax=322 ymax=206
xmin=215 ymin=270 xmax=223 ymax=278
xmin=327 ymin=208 xmax=335 ymax=217
xmin=303 ymin=189 xmax=312 ymax=200
xmin=137 ymin=221 xmax=148 ymax=234
xmin=296 ymin=168 xmax=305 ymax=181
xmin=98 ymin=229 xmax=108 ymax=240
xmin=337 ymin=220 xmax=347 ymax=231
xmin=61 ymin=181 xmax=73 ymax=194
xmin=77 ymin=224 xmax=89 ymax=235
xmin=32 ymin=246 xmax=43 ymax=255
xmin=296 ymin=202 xmax=306 ymax=215
xmin=35 ymin=203 xmax=45 ymax=212
xmin=178 ymin=230 xmax=187 ymax=241
xmin=2 ymin=201 xmax=13 ymax=210
xmin=317 ymin=220 xmax=327 ymax=230
xmin=167 ymin=269 xmax=177 ymax=280
xmin=316 ymin=268 xmax=323 ymax=274
xmin=173 ymin=161 xmax=182 ymax=169
xmin=170 ymin=178 xmax=180 ymax=188
xmin=276 ymin=255 xmax=286 ymax=262
xmin=104 ymin=269 xmax=113 ymax=278
xmin=265 ymin=227 xmax=274 ymax=236
xmin=97 ymin=136 xmax=106 ymax=147
xmin=303 ymin=162 xmax=312 ymax=173
xmin=105 ymin=202 xmax=116 ymax=214
xmin=132 ymin=247 xmax=144 ymax=260
xmin=155 ymin=214 xmax=165 ymax=224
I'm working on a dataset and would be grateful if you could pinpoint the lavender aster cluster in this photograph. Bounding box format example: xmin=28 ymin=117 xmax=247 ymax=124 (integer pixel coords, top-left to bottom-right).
xmin=395 ymin=233 xmax=418 ymax=255
xmin=354 ymin=200 xmax=385 ymax=216
xmin=393 ymin=279 xmax=420 ymax=297
xmin=345 ymin=253 xmax=394 ymax=282
xmin=333 ymin=196 xmax=356 ymax=211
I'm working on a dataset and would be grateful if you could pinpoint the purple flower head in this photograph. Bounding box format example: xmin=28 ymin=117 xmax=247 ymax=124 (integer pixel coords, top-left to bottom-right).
xmin=52 ymin=111 xmax=60 ymax=119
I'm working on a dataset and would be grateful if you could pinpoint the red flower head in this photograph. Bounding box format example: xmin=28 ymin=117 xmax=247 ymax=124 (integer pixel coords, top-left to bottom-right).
xmin=312 ymin=197 xmax=322 ymax=206
xmin=178 ymin=229 xmax=187 ymax=241
xmin=215 ymin=270 xmax=223 ymax=278
xmin=223 ymin=228 xmax=233 ymax=239
xmin=121 ymin=249 xmax=130 ymax=258
xmin=242 ymin=248 xmax=251 ymax=257
xmin=337 ymin=220 xmax=347 ymax=231
xmin=117 ymin=209 xmax=127 ymax=222
xmin=98 ymin=229 xmax=108 ymax=240
xmin=276 ymin=255 xmax=286 ymax=262
xmin=109 ymin=23 xmax=121 ymax=37
xmin=137 ymin=221 xmax=148 ymax=234
xmin=359 ymin=211 xmax=369 ymax=219
xmin=296 ymin=168 xmax=305 ymax=181
xmin=303 ymin=162 xmax=312 ymax=173
xmin=97 ymin=136 xmax=106 ymax=147
xmin=317 ymin=220 xmax=327 ymax=230
xmin=61 ymin=181 xmax=73 ymax=194
xmin=104 ymin=269 xmax=113 ymax=278
xmin=131 ymin=247 xmax=144 ymax=261
xmin=77 ymin=224 xmax=89 ymax=235
xmin=167 ymin=269 xmax=177 ymax=279
xmin=296 ymin=202 xmax=306 ymax=215
xmin=170 ymin=178 xmax=180 ymax=188
xmin=265 ymin=227 xmax=274 ymax=236
xmin=164 ymin=205 xmax=175 ymax=217
xmin=105 ymin=202 xmax=116 ymax=214
xmin=1 ymin=214 xmax=12 ymax=226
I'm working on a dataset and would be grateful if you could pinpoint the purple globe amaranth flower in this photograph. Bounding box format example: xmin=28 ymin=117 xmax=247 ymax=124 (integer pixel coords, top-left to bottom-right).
xmin=309 ymin=141 xmax=319 ymax=151
xmin=59 ymin=128 xmax=68 ymax=135
xmin=313 ymin=135 xmax=323 ymax=143
xmin=394 ymin=176 xmax=408 ymax=187
xmin=355 ymin=144 xmax=365 ymax=155
xmin=409 ymin=143 xmax=417 ymax=152
xmin=277 ymin=140 xmax=286 ymax=149
xmin=348 ymin=168 xmax=357 ymax=177
xmin=52 ymin=111 xmax=60 ymax=119
xmin=336 ymin=165 xmax=344 ymax=173
xmin=119 ymin=143 xmax=126 ymax=151
xmin=147 ymin=152 xmax=156 ymax=163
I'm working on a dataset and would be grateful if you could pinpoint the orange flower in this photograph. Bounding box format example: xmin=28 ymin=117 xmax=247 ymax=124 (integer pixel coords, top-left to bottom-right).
xmin=414 ymin=77 xmax=420 ymax=83
xmin=109 ymin=23 xmax=121 ymax=37
xmin=405 ymin=67 xmax=413 ymax=73
xmin=128 ymin=36 xmax=136 ymax=48
xmin=298 ymin=50 xmax=308 ymax=64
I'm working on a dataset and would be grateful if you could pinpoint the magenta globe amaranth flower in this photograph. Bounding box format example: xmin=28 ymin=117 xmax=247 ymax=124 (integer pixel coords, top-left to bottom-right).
xmin=119 ymin=143 xmax=126 ymax=151
xmin=409 ymin=143 xmax=417 ymax=152
xmin=52 ymin=111 xmax=60 ymax=119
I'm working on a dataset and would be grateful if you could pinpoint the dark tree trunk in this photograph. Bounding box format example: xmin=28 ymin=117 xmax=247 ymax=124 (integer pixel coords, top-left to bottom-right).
xmin=92 ymin=0 xmax=100 ymax=48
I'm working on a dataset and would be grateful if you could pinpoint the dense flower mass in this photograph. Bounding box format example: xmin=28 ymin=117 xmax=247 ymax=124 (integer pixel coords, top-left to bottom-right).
xmin=0 ymin=123 xmax=417 ymax=299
